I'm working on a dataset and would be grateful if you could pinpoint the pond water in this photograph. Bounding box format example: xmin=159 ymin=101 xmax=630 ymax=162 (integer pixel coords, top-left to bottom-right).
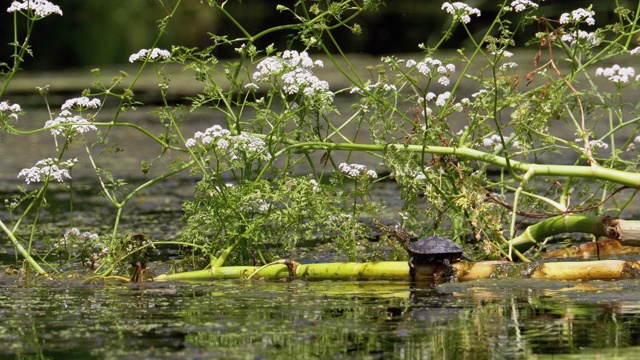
xmin=2 ymin=277 xmax=640 ymax=359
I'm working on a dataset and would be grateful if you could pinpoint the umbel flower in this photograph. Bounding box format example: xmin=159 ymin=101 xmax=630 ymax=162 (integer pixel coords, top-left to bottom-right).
xmin=18 ymin=158 xmax=77 ymax=184
xmin=441 ymin=2 xmax=481 ymax=24
xmin=0 ymin=101 xmax=22 ymax=120
xmin=129 ymin=48 xmax=171 ymax=63
xmin=185 ymin=125 xmax=271 ymax=162
xmin=253 ymin=50 xmax=334 ymax=110
xmin=7 ymin=0 xmax=62 ymax=18
xmin=339 ymin=163 xmax=377 ymax=179
xmin=44 ymin=96 xmax=100 ymax=138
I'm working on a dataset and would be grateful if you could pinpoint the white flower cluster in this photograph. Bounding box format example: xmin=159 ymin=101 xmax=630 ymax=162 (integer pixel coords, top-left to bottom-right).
xmin=240 ymin=198 xmax=270 ymax=213
xmin=510 ymin=0 xmax=539 ymax=13
xmin=499 ymin=62 xmax=518 ymax=71
xmin=186 ymin=125 xmax=270 ymax=160
xmin=491 ymin=50 xmax=518 ymax=70
xmin=44 ymin=96 xmax=100 ymax=138
xmin=231 ymin=134 xmax=270 ymax=160
xmin=421 ymin=91 xmax=468 ymax=115
xmin=7 ymin=0 xmax=62 ymax=18
xmin=64 ymin=228 xmax=99 ymax=243
xmin=282 ymin=68 xmax=330 ymax=96
xmin=561 ymin=30 xmax=600 ymax=46
xmin=18 ymin=158 xmax=77 ymax=184
xmin=253 ymin=50 xmax=333 ymax=106
xmin=338 ymin=163 xmax=377 ymax=179
xmin=0 ymin=101 xmax=22 ymax=120
xmin=575 ymin=137 xmax=609 ymax=149
xmin=406 ymin=58 xmax=455 ymax=86
xmin=491 ymin=50 xmax=514 ymax=58
xmin=349 ymin=81 xmax=397 ymax=95
xmin=595 ymin=65 xmax=639 ymax=84
xmin=129 ymin=48 xmax=171 ymax=63
xmin=482 ymin=134 xmax=520 ymax=149
xmin=559 ymin=8 xmax=595 ymax=26
xmin=61 ymin=96 xmax=101 ymax=111
xmin=414 ymin=167 xmax=434 ymax=181
xmin=45 ymin=111 xmax=98 ymax=137
xmin=426 ymin=91 xmax=452 ymax=107
xmin=441 ymin=2 xmax=481 ymax=24
xmin=185 ymin=124 xmax=231 ymax=148
xmin=472 ymin=89 xmax=488 ymax=98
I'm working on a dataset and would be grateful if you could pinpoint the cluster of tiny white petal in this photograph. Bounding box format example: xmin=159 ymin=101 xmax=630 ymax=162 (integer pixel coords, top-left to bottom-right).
xmin=630 ymin=47 xmax=640 ymax=55
xmin=338 ymin=163 xmax=377 ymax=179
xmin=240 ymin=199 xmax=270 ymax=213
xmin=7 ymin=0 xmax=62 ymax=17
xmin=472 ymin=89 xmax=488 ymax=98
xmin=483 ymin=134 xmax=520 ymax=149
xmin=561 ymin=31 xmax=600 ymax=46
xmin=45 ymin=112 xmax=98 ymax=136
xmin=128 ymin=48 xmax=171 ymax=63
xmin=0 ymin=101 xmax=22 ymax=120
xmin=510 ymin=0 xmax=538 ymax=12
xmin=421 ymin=91 xmax=468 ymax=115
xmin=282 ymin=68 xmax=330 ymax=96
xmin=282 ymin=50 xmax=324 ymax=69
xmin=491 ymin=50 xmax=514 ymax=58
xmin=61 ymin=96 xmax=101 ymax=111
xmin=483 ymin=134 xmax=502 ymax=147
xmin=575 ymin=138 xmax=609 ymax=149
xmin=499 ymin=62 xmax=518 ymax=71
xmin=253 ymin=58 xmax=285 ymax=80
xmin=350 ymin=82 xmax=397 ymax=94
xmin=235 ymin=44 xmax=246 ymax=54
xmin=441 ymin=2 xmax=481 ymax=24
xmin=595 ymin=65 xmax=638 ymax=84
xmin=425 ymin=91 xmax=452 ymax=107
xmin=309 ymin=179 xmax=320 ymax=192
xmin=230 ymin=134 xmax=270 ymax=159
xmin=253 ymin=50 xmax=322 ymax=80
xmin=406 ymin=58 xmax=455 ymax=86
xmin=18 ymin=158 xmax=76 ymax=184
xmin=253 ymin=51 xmax=333 ymax=106
xmin=559 ymin=8 xmax=595 ymax=26
xmin=186 ymin=125 xmax=270 ymax=160
xmin=414 ymin=167 xmax=433 ymax=181
xmin=185 ymin=124 xmax=231 ymax=148
xmin=63 ymin=228 xmax=99 ymax=242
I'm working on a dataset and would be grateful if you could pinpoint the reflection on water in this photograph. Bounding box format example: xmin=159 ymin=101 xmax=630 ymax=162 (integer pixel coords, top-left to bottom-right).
xmin=1 ymin=278 xmax=640 ymax=359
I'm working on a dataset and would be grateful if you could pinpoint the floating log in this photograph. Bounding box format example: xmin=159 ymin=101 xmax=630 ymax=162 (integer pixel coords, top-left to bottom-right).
xmin=155 ymin=259 xmax=640 ymax=282
xmin=541 ymin=239 xmax=640 ymax=260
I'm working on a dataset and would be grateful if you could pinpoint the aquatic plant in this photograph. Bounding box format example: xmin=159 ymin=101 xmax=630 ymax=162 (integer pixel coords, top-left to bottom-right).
xmin=2 ymin=0 xmax=640 ymax=277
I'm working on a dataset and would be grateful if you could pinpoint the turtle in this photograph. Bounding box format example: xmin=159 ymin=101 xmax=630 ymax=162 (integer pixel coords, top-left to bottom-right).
xmin=406 ymin=236 xmax=465 ymax=276
xmin=373 ymin=221 xmax=468 ymax=278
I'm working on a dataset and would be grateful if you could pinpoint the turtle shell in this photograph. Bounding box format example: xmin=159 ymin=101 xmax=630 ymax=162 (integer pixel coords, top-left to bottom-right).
xmin=407 ymin=236 xmax=463 ymax=263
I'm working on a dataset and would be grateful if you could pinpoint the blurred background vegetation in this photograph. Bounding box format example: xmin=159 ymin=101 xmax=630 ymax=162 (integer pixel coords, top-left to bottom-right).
xmin=0 ymin=0 xmax=632 ymax=70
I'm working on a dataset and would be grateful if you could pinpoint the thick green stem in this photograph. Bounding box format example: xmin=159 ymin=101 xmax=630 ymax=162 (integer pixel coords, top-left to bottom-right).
xmin=508 ymin=215 xmax=609 ymax=254
xmin=156 ymin=261 xmax=410 ymax=281
xmin=266 ymin=140 xmax=640 ymax=188
xmin=0 ymin=220 xmax=47 ymax=275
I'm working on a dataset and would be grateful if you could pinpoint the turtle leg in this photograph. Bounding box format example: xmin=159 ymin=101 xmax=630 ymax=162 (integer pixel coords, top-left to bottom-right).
xmin=442 ymin=259 xmax=453 ymax=278
xmin=407 ymin=256 xmax=417 ymax=281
